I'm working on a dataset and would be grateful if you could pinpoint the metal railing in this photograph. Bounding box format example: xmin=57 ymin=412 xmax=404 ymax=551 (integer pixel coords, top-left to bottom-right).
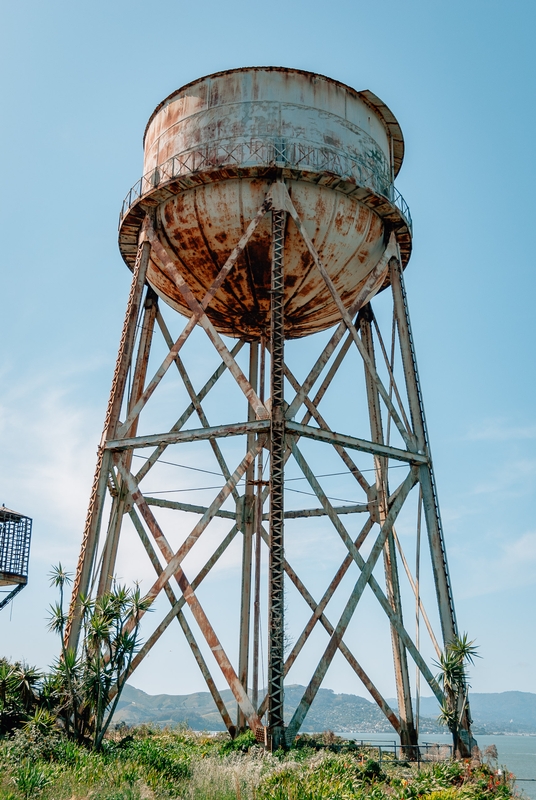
xmin=390 ymin=185 xmax=412 ymax=230
xmin=119 ymin=136 xmax=412 ymax=233
xmin=348 ymin=739 xmax=453 ymax=764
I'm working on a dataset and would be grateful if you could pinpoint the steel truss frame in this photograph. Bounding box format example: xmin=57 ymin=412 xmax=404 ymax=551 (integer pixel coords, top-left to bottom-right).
xmin=67 ymin=181 xmax=475 ymax=754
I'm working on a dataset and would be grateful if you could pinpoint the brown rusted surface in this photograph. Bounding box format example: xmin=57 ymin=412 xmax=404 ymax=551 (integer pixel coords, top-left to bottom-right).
xmin=143 ymin=67 xmax=405 ymax=174
xmin=119 ymin=68 xmax=412 ymax=340
xmin=151 ymin=181 xmax=386 ymax=339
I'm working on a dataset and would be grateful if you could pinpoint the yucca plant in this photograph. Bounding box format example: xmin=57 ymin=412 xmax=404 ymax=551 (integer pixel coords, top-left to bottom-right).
xmin=22 ymin=706 xmax=57 ymax=736
xmin=0 ymin=659 xmax=17 ymax=734
xmin=434 ymin=633 xmax=479 ymax=757
xmin=0 ymin=658 xmax=43 ymax=735
xmin=47 ymin=563 xmax=80 ymax=739
xmin=47 ymin=564 xmax=152 ymax=750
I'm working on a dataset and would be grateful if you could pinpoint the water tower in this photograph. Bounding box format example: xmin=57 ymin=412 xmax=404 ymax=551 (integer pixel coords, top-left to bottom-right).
xmin=67 ymin=68 xmax=475 ymax=753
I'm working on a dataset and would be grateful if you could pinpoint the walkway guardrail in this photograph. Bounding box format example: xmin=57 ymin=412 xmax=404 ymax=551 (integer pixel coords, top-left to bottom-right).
xmin=348 ymin=739 xmax=453 ymax=764
xmin=119 ymin=137 xmax=412 ymax=234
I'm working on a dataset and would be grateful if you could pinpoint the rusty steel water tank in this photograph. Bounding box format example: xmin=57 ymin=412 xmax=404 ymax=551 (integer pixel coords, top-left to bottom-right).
xmin=119 ymin=67 xmax=412 ymax=340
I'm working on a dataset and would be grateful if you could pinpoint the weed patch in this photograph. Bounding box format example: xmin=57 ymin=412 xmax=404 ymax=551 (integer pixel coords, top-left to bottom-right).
xmin=0 ymin=725 xmax=516 ymax=800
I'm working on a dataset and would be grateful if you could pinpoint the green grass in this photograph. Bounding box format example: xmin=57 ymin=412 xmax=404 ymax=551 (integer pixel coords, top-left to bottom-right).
xmin=0 ymin=725 xmax=516 ymax=800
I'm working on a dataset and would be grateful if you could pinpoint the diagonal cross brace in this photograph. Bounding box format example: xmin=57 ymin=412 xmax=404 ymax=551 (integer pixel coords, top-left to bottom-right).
xmin=255 ymin=519 xmax=401 ymax=733
xmin=275 ymin=340 xmax=371 ymax=493
xmin=284 ymin=236 xmax=398 ymax=423
xmin=117 ymin=460 xmax=263 ymax=731
xmin=146 ymin=230 xmax=269 ymax=422
xmin=127 ymin=507 xmax=236 ymax=734
xmin=392 ymin=526 xmax=442 ymax=658
xmin=285 ymin=465 xmax=418 ymax=743
xmin=288 ymin=440 xmax=443 ymax=707
xmin=156 ymin=311 xmax=241 ymax=503
xmin=283 ymin=555 xmax=401 ymax=733
xmin=135 ymin=340 xmax=244 ymax=484
xmin=120 ymin=439 xmax=264 ymax=607
xmin=284 ymin=517 xmax=375 ymax=676
xmin=126 ymin=519 xmax=240 ymax=685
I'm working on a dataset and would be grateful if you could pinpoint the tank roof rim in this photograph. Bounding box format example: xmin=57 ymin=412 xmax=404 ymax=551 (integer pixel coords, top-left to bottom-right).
xmin=142 ymin=67 xmax=405 ymax=176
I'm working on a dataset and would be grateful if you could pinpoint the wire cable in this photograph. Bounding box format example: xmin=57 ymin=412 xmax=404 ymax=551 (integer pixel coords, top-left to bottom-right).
xmin=144 ymin=484 xmax=243 ymax=495
xmin=285 ymin=486 xmax=359 ymax=504
xmin=134 ymin=451 xmax=406 ymax=483
xmin=132 ymin=453 xmax=224 ymax=478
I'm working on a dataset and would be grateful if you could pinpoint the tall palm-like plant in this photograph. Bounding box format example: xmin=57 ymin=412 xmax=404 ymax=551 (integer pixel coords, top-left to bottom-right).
xmin=80 ymin=584 xmax=151 ymax=751
xmin=47 ymin=565 xmax=152 ymax=750
xmin=434 ymin=633 xmax=479 ymax=757
xmin=48 ymin=564 xmax=78 ymax=737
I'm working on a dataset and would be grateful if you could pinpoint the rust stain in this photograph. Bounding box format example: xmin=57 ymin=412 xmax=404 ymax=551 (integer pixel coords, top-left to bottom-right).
xmin=144 ymin=177 xmax=394 ymax=339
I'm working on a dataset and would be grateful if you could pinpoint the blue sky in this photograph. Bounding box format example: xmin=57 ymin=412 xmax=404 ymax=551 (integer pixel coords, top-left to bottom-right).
xmin=1 ymin=0 xmax=535 ymax=702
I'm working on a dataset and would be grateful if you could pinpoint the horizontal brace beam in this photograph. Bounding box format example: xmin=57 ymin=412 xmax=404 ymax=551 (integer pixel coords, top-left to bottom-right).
xmin=145 ymin=497 xmax=237 ymax=520
xmin=147 ymin=497 xmax=367 ymax=521
xmin=265 ymin=504 xmax=369 ymax=519
xmin=106 ymin=420 xmax=270 ymax=451
xmin=286 ymin=421 xmax=428 ymax=465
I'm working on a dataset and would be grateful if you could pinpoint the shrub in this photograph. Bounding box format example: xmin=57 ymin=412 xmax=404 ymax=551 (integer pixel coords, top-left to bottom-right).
xmin=123 ymin=735 xmax=191 ymax=790
xmin=219 ymin=729 xmax=257 ymax=754
xmin=0 ymin=658 xmax=43 ymax=736
xmin=12 ymin=760 xmax=49 ymax=799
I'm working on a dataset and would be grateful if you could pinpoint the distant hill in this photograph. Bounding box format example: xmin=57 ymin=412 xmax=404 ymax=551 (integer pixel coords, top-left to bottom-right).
xmin=115 ymin=684 xmax=439 ymax=733
xmin=114 ymin=685 xmax=225 ymax=731
xmin=114 ymin=685 xmax=536 ymax=734
xmin=409 ymin=692 xmax=536 ymax=734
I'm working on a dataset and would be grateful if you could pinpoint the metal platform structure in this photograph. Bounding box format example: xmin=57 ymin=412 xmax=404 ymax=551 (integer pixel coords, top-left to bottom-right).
xmin=65 ymin=68 xmax=476 ymax=755
xmin=0 ymin=506 xmax=32 ymax=610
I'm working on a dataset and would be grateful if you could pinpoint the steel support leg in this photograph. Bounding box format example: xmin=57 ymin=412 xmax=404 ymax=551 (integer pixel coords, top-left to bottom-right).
xmin=238 ymin=342 xmax=258 ymax=730
xmin=98 ymin=287 xmax=158 ymax=596
xmin=268 ymin=207 xmax=286 ymax=748
xmin=389 ymin=259 xmax=457 ymax=642
xmin=389 ymin=256 xmax=476 ymax=756
xmin=359 ymin=306 xmax=417 ymax=751
xmin=252 ymin=337 xmax=266 ymax=713
xmin=66 ymin=236 xmax=151 ymax=649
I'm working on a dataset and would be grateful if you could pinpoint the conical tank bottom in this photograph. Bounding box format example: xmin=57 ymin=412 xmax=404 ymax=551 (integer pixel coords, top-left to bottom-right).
xmin=147 ymin=178 xmax=388 ymax=340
